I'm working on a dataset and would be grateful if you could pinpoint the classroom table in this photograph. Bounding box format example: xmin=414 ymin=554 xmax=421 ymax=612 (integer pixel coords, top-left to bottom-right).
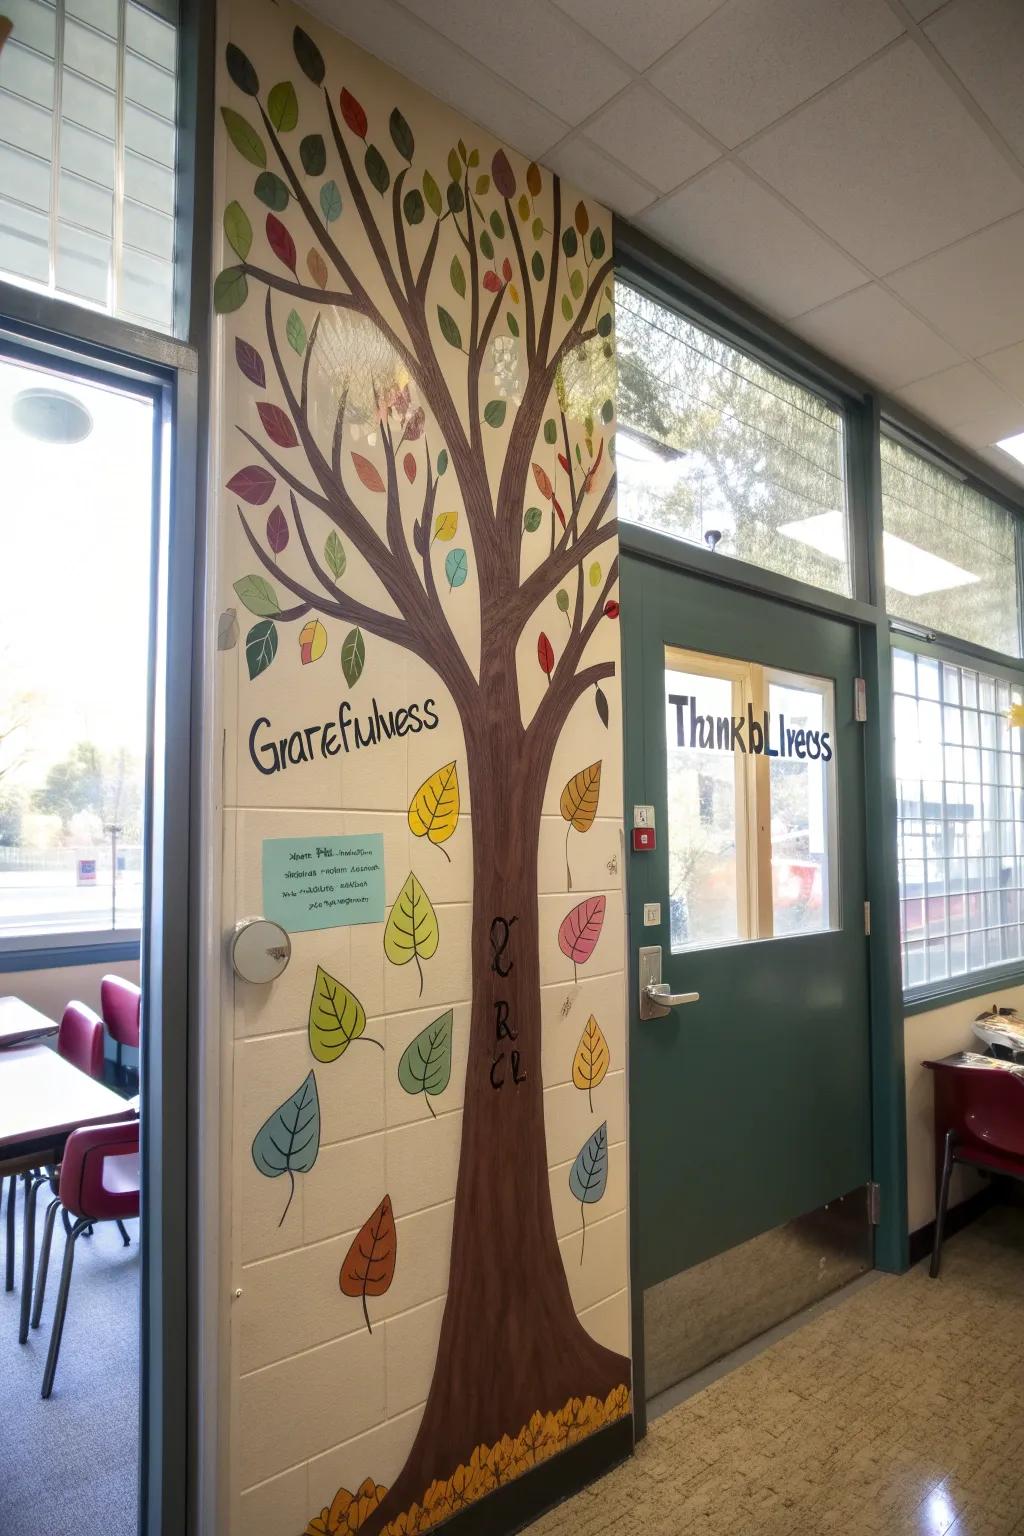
xmin=0 ymin=996 xmax=58 ymax=1048
xmin=0 ymin=1039 xmax=136 ymax=1343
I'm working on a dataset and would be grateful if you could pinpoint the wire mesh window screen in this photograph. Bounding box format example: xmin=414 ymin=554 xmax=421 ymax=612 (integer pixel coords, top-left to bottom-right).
xmin=894 ymin=645 xmax=1024 ymax=991
xmin=0 ymin=0 xmax=177 ymax=332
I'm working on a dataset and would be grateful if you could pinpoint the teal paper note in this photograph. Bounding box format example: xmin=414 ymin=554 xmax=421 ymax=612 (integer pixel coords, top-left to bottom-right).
xmin=262 ymin=834 xmax=385 ymax=932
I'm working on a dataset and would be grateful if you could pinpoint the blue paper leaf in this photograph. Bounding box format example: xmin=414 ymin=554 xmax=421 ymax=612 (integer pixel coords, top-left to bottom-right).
xmin=569 ymin=1120 xmax=608 ymax=1265
xmin=251 ymin=1070 xmax=320 ymax=1225
xmin=445 ymin=547 xmax=468 ymax=591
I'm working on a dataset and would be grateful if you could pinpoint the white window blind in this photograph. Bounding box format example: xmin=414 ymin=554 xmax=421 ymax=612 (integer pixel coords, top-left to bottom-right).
xmin=0 ymin=0 xmax=177 ymax=331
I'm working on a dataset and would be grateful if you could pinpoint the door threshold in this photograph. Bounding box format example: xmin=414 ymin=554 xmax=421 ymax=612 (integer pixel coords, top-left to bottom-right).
xmin=646 ymin=1268 xmax=882 ymax=1423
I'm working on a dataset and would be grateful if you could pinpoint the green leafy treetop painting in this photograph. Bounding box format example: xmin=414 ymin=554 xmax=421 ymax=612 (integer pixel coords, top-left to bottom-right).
xmin=218 ymin=21 xmax=627 ymax=1533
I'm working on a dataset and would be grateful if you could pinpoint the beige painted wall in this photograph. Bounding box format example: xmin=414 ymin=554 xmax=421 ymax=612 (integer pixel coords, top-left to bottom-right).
xmin=2 ymin=958 xmax=139 ymax=1022
xmin=903 ymin=984 xmax=1024 ymax=1232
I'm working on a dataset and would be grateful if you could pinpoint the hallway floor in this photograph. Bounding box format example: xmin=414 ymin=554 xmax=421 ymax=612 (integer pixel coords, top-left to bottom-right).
xmin=534 ymin=1208 xmax=1024 ymax=1536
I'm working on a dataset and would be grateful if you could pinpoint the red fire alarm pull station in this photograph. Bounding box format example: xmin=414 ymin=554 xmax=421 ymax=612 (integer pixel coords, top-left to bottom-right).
xmin=632 ymin=827 xmax=656 ymax=852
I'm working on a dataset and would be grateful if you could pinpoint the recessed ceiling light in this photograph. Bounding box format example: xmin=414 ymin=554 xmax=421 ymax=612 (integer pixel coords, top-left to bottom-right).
xmin=779 ymin=510 xmax=979 ymax=598
xmin=11 ymin=387 xmax=93 ymax=444
xmin=995 ymin=431 xmax=1024 ymax=468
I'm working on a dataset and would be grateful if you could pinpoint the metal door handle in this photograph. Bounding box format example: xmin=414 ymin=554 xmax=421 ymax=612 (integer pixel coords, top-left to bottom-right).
xmin=644 ymin=982 xmax=700 ymax=1008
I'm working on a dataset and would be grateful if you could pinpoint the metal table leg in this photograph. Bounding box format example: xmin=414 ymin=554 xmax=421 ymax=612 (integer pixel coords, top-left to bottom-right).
xmin=19 ymin=1173 xmax=44 ymax=1343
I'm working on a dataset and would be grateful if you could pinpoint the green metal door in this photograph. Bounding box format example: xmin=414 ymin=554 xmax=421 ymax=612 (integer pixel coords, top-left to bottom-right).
xmin=624 ymin=554 xmax=872 ymax=1293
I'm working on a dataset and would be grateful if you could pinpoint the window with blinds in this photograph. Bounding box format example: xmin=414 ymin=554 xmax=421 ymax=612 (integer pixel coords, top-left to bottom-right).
xmin=0 ymin=0 xmax=178 ymax=332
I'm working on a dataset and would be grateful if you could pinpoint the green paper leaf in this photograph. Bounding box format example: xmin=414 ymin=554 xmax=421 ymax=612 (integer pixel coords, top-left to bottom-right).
xmin=483 ymin=399 xmax=506 ymax=429
xmin=561 ymin=228 xmax=578 ymax=259
xmin=225 ymin=43 xmax=259 ymax=96
xmin=268 ymin=80 xmax=298 ymax=132
xmin=223 ymin=200 xmax=252 ymax=260
xmin=436 ymin=449 xmax=448 ymax=476
xmin=213 ymin=266 xmax=248 ymax=314
xmin=489 ymin=209 xmax=504 ymax=240
xmin=450 ymin=256 xmax=466 ymax=299
xmin=589 ymin=561 xmax=602 ymax=587
xmin=556 ymin=588 xmax=570 ymax=612
xmin=220 ymin=106 xmax=266 ymax=167
xmin=293 ymin=26 xmax=325 ymax=85
xmin=523 ymin=506 xmax=542 ymax=533
xmin=479 ymin=230 xmax=494 ymax=261
xmin=569 ymin=268 xmax=584 ymax=300
xmin=398 ymin=1010 xmax=453 ymax=1110
xmin=446 ymin=181 xmax=464 ymax=215
xmin=445 ymin=547 xmax=468 ymax=590
xmin=543 ymin=418 xmax=557 ymax=445
xmin=384 ymin=872 xmax=439 ymax=993
xmin=286 ymin=309 xmax=306 ymax=354
xmin=561 ymin=294 xmax=573 ymax=322
xmin=233 ymin=574 xmax=280 ymax=617
xmin=365 ymin=143 xmax=390 ymax=193
xmin=403 ymin=188 xmax=424 ymax=225
xmin=475 ymin=174 xmax=490 ymax=195
xmin=245 ymin=619 xmax=278 ymax=679
xmin=300 ymin=133 xmax=326 ymax=176
xmin=447 ymin=148 xmax=461 ymax=183
xmin=320 ymin=179 xmax=342 ymax=222
xmin=324 ymin=531 xmax=346 ymax=580
xmin=590 ymin=227 xmax=606 ymax=261
xmin=251 ymin=1070 xmax=320 ymax=1226
xmin=601 ymin=399 xmax=614 ymax=424
xmin=597 ymin=313 xmax=612 ymax=337
xmin=437 ymin=306 xmax=462 ymax=350
xmin=423 ymin=170 xmax=442 ymax=217
xmin=341 ymin=626 xmax=365 ymax=687
xmin=389 ymin=107 xmax=414 ymax=162
xmin=531 ymin=250 xmax=544 ymax=281
xmin=531 ymin=216 xmax=543 ymax=240
xmin=507 ymin=312 xmax=519 ymax=337
xmin=255 ymin=171 xmax=289 ymax=210
xmin=308 ymin=965 xmax=368 ymax=1062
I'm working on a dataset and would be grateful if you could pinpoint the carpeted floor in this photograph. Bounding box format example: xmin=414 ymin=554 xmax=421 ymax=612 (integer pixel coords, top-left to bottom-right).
xmin=0 ymin=1182 xmax=139 ymax=1536
xmin=532 ymin=1207 xmax=1024 ymax=1536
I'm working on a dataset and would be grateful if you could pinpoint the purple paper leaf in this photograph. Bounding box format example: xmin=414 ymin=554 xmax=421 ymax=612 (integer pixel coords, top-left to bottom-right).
xmin=235 ymin=337 xmax=266 ymax=389
xmin=266 ymin=504 xmax=289 ymax=554
xmin=227 ymin=465 xmax=276 ymax=505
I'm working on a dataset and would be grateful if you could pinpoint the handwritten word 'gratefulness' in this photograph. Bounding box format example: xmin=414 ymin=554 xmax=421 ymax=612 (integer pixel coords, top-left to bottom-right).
xmin=249 ymin=696 xmax=440 ymax=775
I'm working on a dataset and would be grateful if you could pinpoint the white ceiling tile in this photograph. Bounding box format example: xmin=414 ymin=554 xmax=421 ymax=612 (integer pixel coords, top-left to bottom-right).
xmin=551 ymin=0 xmax=726 ymax=72
xmin=637 ymin=161 xmax=864 ymax=319
xmin=952 ymin=402 xmax=1024 ymax=448
xmin=924 ymin=0 xmax=1024 ymax=164
xmin=886 ymin=212 xmax=1024 ymax=357
xmin=583 ymin=86 xmax=719 ymax=194
xmin=649 ymin=0 xmax=902 ymax=148
xmin=791 ymin=284 xmax=961 ymax=388
xmin=304 ymin=0 xmax=569 ymax=160
xmin=544 ymin=136 xmax=658 ymax=217
xmin=979 ymin=340 xmax=1024 ymax=402
xmin=394 ymin=0 xmax=630 ymax=124
xmin=903 ymin=0 xmax=951 ymax=17
xmin=894 ymin=361 xmax=1021 ymax=427
xmin=741 ymin=40 xmax=1024 ymax=273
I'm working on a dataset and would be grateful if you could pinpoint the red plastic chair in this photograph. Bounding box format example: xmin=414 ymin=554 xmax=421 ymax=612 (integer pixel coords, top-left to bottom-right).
xmin=100 ymin=976 xmax=140 ymax=1082
xmin=33 ymin=1118 xmax=140 ymax=1398
xmin=56 ymin=1001 xmax=105 ymax=1080
xmin=924 ymin=1058 xmax=1024 ymax=1277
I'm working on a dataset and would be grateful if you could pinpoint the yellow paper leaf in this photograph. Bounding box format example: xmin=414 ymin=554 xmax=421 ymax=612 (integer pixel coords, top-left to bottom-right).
xmin=299 ymin=618 xmax=328 ymax=664
xmin=432 ymin=510 xmax=459 ymax=542
xmin=572 ymin=1015 xmax=610 ymax=1110
xmin=308 ymin=965 xmax=368 ymax=1062
xmin=408 ymin=761 xmax=460 ymax=858
xmin=559 ymin=760 xmax=601 ymax=832
xmin=384 ymin=872 xmax=439 ymax=995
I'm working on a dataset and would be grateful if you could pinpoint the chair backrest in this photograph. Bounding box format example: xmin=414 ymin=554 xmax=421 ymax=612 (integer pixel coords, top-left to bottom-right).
xmin=926 ymin=1059 xmax=1024 ymax=1160
xmin=57 ymin=1001 xmax=105 ymax=1080
xmin=100 ymin=974 xmax=141 ymax=1050
xmin=58 ymin=1119 xmax=140 ymax=1221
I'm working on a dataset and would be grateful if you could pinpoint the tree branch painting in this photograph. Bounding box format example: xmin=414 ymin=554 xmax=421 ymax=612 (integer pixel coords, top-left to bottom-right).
xmin=220 ymin=18 xmax=628 ymax=1533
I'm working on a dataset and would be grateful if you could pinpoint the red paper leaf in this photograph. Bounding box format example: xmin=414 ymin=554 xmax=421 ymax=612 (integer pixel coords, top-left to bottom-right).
xmin=557 ymin=452 xmax=570 ymax=474
xmin=552 ymin=496 xmax=566 ymax=529
xmin=558 ymin=895 xmax=606 ymax=968
xmin=226 ymin=465 xmax=276 ymax=505
xmin=404 ymin=406 xmax=425 ymax=441
xmin=351 ymin=452 xmax=385 ymax=493
xmin=266 ymin=504 xmax=289 ymax=554
xmin=537 ymin=631 xmax=555 ymax=676
xmin=532 ymin=462 xmax=553 ymax=501
xmin=266 ymin=213 xmax=296 ymax=273
xmin=604 ymin=600 xmax=620 ymax=620
xmin=339 ymin=1194 xmax=397 ymax=1333
xmin=235 ymin=337 xmax=266 ymax=389
xmin=502 ymin=256 xmax=513 ymax=283
xmin=403 ymin=452 xmax=416 ymax=484
xmin=257 ymin=402 xmax=298 ymax=448
xmin=340 ymin=87 xmax=368 ymax=139
xmin=482 ymin=270 xmax=501 ymax=293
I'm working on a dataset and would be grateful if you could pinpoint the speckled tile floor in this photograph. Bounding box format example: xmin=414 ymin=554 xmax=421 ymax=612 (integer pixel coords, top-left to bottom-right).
xmin=533 ymin=1208 xmax=1024 ymax=1536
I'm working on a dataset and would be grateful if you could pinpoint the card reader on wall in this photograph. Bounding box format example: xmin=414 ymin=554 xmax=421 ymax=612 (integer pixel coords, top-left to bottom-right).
xmin=231 ymin=917 xmax=292 ymax=983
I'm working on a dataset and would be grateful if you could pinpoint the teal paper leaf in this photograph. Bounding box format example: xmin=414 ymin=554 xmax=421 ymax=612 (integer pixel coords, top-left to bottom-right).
xmin=251 ymin=1070 xmax=321 ymax=1225
xmin=445 ymin=548 xmax=468 ymax=590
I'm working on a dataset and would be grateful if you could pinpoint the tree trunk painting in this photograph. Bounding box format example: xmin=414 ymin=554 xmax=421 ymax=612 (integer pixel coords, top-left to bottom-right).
xmin=218 ymin=12 xmax=629 ymax=1533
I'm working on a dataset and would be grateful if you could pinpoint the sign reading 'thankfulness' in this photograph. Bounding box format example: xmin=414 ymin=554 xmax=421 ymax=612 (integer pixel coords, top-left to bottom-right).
xmin=668 ymin=693 xmax=833 ymax=762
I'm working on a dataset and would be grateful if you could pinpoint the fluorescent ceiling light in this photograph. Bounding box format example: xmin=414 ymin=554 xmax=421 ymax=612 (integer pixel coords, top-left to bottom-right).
xmin=778 ymin=510 xmax=979 ymax=598
xmin=995 ymin=431 xmax=1024 ymax=468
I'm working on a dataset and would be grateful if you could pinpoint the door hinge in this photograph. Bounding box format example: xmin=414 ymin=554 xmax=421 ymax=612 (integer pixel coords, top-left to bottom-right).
xmin=867 ymin=1181 xmax=881 ymax=1226
xmin=864 ymin=900 xmax=871 ymax=936
xmin=854 ymin=676 xmax=868 ymax=722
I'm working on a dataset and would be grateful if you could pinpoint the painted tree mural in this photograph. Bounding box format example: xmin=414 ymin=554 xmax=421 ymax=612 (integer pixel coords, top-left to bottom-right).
xmin=218 ymin=22 xmax=628 ymax=1532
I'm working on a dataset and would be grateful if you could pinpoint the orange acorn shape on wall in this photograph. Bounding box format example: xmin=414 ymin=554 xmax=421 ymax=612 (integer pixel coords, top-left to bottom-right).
xmin=340 ymin=1195 xmax=397 ymax=1333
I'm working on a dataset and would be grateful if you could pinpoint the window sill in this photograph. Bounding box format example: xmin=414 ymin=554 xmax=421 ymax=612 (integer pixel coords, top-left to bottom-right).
xmin=0 ymin=935 xmax=141 ymax=974
xmin=904 ymin=961 xmax=1024 ymax=1018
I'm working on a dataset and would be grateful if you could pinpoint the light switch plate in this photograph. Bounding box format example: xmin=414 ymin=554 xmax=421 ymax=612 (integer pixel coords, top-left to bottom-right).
xmin=643 ymin=902 xmax=661 ymax=927
xmin=633 ymin=804 xmax=655 ymax=828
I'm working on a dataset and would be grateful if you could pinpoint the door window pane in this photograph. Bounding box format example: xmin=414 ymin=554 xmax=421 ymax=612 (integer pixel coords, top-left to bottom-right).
xmin=881 ymin=435 xmax=1019 ymax=656
xmin=617 ymin=282 xmax=850 ymax=597
xmin=665 ymin=648 xmax=839 ymax=953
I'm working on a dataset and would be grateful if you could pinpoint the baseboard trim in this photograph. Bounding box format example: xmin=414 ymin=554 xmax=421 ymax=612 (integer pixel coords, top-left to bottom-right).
xmin=908 ymin=1186 xmax=994 ymax=1268
xmin=428 ymin=1415 xmax=634 ymax=1536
